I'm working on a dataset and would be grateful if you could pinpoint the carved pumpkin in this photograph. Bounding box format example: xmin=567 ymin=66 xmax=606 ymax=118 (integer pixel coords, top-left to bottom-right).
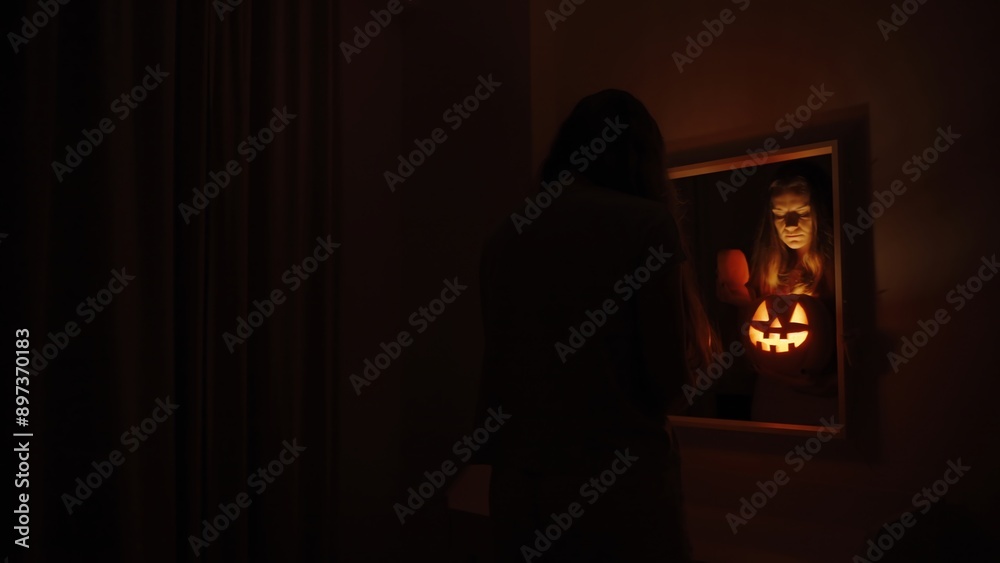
xmin=745 ymin=294 xmax=834 ymax=388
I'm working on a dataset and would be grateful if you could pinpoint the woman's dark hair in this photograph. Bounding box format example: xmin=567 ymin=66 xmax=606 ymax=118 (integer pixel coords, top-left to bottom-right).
xmin=540 ymin=89 xmax=719 ymax=377
xmin=540 ymin=89 xmax=668 ymax=200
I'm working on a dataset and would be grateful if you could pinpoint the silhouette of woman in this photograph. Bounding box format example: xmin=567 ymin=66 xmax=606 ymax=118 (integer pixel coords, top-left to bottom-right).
xmin=476 ymin=90 xmax=712 ymax=562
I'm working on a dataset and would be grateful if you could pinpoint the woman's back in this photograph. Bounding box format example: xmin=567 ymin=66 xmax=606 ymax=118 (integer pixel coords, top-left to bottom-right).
xmin=481 ymin=182 xmax=693 ymax=562
xmin=479 ymin=89 xmax=697 ymax=562
xmin=479 ymin=181 xmax=688 ymax=471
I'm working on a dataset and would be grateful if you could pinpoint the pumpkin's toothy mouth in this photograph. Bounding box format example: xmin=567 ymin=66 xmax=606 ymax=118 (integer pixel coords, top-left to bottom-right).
xmin=748 ymin=325 xmax=808 ymax=353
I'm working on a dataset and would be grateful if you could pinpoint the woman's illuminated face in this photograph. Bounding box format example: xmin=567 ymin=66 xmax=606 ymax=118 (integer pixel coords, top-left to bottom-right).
xmin=772 ymin=192 xmax=813 ymax=251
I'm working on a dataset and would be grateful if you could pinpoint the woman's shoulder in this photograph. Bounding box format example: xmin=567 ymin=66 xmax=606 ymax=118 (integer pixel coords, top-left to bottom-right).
xmin=482 ymin=183 xmax=681 ymax=267
xmin=572 ymin=182 xmax=674 ymax=219
xmin=569 ymin=184 xmax=679 ymax=240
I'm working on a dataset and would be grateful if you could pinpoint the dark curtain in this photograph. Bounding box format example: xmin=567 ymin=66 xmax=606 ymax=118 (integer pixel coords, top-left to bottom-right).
xmin=3 ymin=1 xmax=339 ymax=561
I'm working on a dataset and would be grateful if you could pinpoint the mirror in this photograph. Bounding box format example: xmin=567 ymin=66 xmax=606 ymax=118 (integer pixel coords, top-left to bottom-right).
xmin=667 ymin=141 xmax=846 ymax=436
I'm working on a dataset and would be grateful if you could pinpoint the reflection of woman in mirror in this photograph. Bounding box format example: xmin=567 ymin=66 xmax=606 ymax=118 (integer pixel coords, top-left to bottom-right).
xmin=717 ymin=162 xmax=838 ymax=407
xmin=750 ymin=163 xmax=834 ymax=299
xmin=717 ymin=162 xmax=833 ymax=305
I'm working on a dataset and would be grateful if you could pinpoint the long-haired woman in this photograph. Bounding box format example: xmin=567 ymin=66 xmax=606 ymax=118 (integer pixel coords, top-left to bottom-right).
xmin=748 ymin=163 xmax=834 ymax=299
xmin=476 ymin=90 xmax=713 ymax=562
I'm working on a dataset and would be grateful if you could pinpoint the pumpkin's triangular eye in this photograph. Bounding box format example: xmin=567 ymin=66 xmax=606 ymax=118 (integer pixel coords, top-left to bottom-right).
xmin=790 ymin=303 xmax=808 ymax=324
xmin=752 ymin=301 xmax=769 ymax=322
xmin=769 ymin=317 xmax=782 ymax=329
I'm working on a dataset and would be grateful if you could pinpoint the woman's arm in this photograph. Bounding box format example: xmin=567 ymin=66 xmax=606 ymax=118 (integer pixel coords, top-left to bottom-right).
xmin=634 ymin=217 xmax=691 ymax=414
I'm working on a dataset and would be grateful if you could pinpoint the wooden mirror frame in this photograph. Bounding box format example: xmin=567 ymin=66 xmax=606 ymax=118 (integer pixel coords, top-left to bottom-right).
xmin=667 ymin=140 xmax=847 ymax=438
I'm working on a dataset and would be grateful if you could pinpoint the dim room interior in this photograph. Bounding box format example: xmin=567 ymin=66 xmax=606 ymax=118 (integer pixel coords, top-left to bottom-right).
xmin=6 ymin=0 xmax=1000 ymax=561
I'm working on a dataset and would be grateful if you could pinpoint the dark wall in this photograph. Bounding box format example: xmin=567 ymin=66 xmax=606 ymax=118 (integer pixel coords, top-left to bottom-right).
xmin=336 ymin=0 xmax=404 ymax=560
xmin=337 ymin=0 xmax=530 ymax=560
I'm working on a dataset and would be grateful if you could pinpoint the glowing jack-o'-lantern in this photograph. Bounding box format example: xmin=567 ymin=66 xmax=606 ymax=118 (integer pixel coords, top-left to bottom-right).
xmin=745 ymin=294 xmax=834 ymax=388
xmin=748 ymin=298 xmax=811 ymax=353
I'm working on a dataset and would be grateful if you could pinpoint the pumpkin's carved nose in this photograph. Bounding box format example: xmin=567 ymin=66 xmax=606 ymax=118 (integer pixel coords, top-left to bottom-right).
xmin=785 ymin=212 xmax=800 ymax=227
